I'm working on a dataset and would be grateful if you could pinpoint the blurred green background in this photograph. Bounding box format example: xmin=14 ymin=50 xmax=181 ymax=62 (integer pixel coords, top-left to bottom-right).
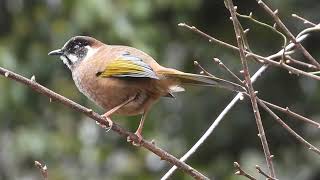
xmin=0 ymin=0 xmax=319 ymax=179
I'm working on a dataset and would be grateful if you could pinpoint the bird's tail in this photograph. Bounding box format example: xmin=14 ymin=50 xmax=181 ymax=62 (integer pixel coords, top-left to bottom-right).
xmin=158 ymin=70 xmax=245 ymax=92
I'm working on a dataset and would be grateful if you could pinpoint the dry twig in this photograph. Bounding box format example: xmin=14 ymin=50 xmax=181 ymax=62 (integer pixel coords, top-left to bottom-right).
xmin=210 ymin=58 xmax=319 ymax=129
xmin=178 ymin=23 xmax=320 ymax=81
xmin=256 ymin=0 xmax=320 ymax=68
xmin=225 ymin=0 xmax=276 ymax=177
xmin=247 ymin=53 xmax=320 ymax=81
xmin=34 ymin=161 xmax=48 ymax=180
xmin=292 ymin=14 xmax=317 ymax=26
xmin=236 ymin=11 xmax=287 ymax=52
xmin=261 ymin=100 xmax=320 ymax=128
xmin=257 ymin=98 xmax=320 ymax=155
xmin=255 ymin=165 xmax=278 ymax=180
xmin=213 ymin=58 xmax=244 ymax=84
xmin=194 ymin=60 xmax=214 ymax=77
xmin=234 ymin=162 xmax=256 ymax=180
xmin=285 ymin=56 xmax=318 ymax=70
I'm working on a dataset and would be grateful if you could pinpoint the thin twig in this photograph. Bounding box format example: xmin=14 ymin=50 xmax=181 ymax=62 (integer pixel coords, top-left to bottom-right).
xmin=292 ymin=14 xmax=317 ymax=26
xmin=34 ymin=161 xmax=48 ymax=180
xmin=257 ymin=98 xmax=320 ymax=155
xmin=236 ymin=11 xmax=288 ymax=63
xmin=285 ymin=56 xmax=318 ymax=70
xmin=310 ymin=71 xmax=320 ymax=75
xmin=225 ymin=0 xmax=276 ymax=178
xmin=234 ymin=162 xmax=257 ymax=180
xmin=0 ymin=67 xmax=209 ymax=180
xmin=178 ymin=22 xmax=320 ymax=80
xmin=162 ymin=22 xmax=309 ymax=180
xmin=194 ymin=60 xmax=214 ymax=76
xmin=256 ymin=0 xmax=320 ymax=68
xmin=236 ymin=11 xmax=287 ymax=53
xmin=296 ymin=25 xmax=320 ymax=40
xmin=178 ymin=23 xmax=295 ymax=64
xmin=247 ymin=53 xmax=320 ymax=81
xmin=213 ymin=58 xmax=244 ymax=84
xmin=261 ymin=100 xmax=320 ymax=128
xmin=178 ymin=23 xmax=241 ymax=52
xmin=255 ymin=165 xmax=278 ymax=180
xmin=212 ymin=58 xmax=319 ymax=128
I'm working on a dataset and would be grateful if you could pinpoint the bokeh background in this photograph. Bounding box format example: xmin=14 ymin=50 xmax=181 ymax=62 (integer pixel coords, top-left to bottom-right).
xmin=0 ymin=0 xmax=319 ymax=179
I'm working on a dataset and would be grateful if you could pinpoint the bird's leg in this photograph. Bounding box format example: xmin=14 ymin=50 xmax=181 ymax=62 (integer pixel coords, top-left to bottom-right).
xmin=97 ymin=96 xmax=136 ymax=131
xmin=127 ymin=110 xmax=148 ymax=146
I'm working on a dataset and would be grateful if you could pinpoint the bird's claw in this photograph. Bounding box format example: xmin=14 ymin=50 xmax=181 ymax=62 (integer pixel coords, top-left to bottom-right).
xmin=127 ymin=132 xmax=143 ymax=146
xmin=96 ymin=115 xmax=113 ymax=132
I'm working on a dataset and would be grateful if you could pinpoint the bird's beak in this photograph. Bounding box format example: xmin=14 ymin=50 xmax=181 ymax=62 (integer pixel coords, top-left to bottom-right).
xmin=48 ymin=49 xmax=64 ymax=56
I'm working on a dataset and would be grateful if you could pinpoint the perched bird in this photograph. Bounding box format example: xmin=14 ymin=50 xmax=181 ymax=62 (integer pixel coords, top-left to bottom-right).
xmin=48 ymin=36 xmax=244 ymax=144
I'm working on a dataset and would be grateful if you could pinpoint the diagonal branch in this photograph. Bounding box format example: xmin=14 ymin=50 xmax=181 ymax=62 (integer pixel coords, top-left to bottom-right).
xmin=257 ymin=98 xmax=320 ymax=155
xmin=34 ymin=161 xmax=48 ymax=180
xmin=178 ymin=23 xmax=320 ymax=81
xmin=234 ymin=162 xmax=257 ymax=180
xmin=210 ymin=57 xmax=319 ymax=129
xmin=292 ymin=14 xmax=317 ymax=26
xmin=285 ymin=56 xmax=319 ymax=70
xmin=213 ymin=58 xmax=244 ymax=84
xmin=255 ymin=165 xmax=278 ymax=180
xmin=256 ymin=0 xmax=320 ymax=68
xmin=0 ymin=66 xmax=209 ymax=180
xmin=247 ymin=53 xmax=320 ymax=81
xmin=261 ymin=100 xmax=320 ymax=128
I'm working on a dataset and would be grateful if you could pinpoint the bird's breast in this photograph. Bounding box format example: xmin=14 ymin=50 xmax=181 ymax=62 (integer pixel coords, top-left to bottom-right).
xmin=71 ymin=66 xmax=160 ymax=115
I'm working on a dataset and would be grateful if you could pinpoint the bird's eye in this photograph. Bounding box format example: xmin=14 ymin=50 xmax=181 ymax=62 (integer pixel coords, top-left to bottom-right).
xmin=74 ymin=45 xmax=80 ymax=49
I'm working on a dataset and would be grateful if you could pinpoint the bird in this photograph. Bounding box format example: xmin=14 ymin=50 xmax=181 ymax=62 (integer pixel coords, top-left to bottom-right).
xmin=48 ymin=36 xmax=244 ymax=145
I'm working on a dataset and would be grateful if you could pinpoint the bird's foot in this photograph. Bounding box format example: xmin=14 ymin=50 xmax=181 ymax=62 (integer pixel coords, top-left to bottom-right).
xmin=96 ymin=115 xmax=113 ymax=132
xmin=127 ymin=131 xmax=143 ymax=146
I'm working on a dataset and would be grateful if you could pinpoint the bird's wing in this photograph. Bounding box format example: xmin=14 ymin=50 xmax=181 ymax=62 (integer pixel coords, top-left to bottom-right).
xmin=96 ymin=52 xmax=159 ymax=79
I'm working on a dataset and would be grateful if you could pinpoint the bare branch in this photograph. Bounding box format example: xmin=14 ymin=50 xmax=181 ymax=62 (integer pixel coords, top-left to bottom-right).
xmin=255 ymin=165 xmax=278 ymax=180
xmin=178 ymin=22 xmax=320 ymax=79
xmin=256 ymin=0 xmax=320 ymax=68
xmin=257 ymin=98 xmax=320 ymax=155
xmin=236 ymin=10 xmax=289 ymax=63
xmin=225 ymin=0 xmax=276 ymax=177
xmin=234 ymin=162 xmax=257 ymax=180
xmin=34 ymin=161 xmax=48 ymax=180
xmin=212 ymin=58 xmax=319 ymax=128
xmin=213 ymin=58 xmax=244 ymax=84
xmin=178 ymin=23 xmax=241 ymax=52
xmin=261 ymin=100 xmax=320 ymax=128
xmin=236 ymin=11 xmax=287 ymax=51
xmin=296 ymin=25 xmax=320 ymax=40
xmin=194 ymin=60 xmax=214 ymax=77
xmin=292 ymin=14 xmax=317 ymax=26
xmin=247 ymin=53 xmax=320 ymax=81
xmin=0 ymin=67 xmax=209 ymax=180
xmin=285 ymin=56 xmax=319 ymax=70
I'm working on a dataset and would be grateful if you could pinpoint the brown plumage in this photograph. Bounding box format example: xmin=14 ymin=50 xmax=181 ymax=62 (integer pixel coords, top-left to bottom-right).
xmin=49 ymin=36 xmax=244 ymax=144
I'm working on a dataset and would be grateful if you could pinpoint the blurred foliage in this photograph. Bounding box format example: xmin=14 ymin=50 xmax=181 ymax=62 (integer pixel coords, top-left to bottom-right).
xmin=0 ymin=0 xmax=320 ymax=179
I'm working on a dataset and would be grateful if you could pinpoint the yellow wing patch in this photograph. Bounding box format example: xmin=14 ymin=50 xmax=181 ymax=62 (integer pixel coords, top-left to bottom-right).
xmin=99 ymin=60 xmax=145 ymax=77
xmin=97 ymin=53 xmax=159 ymax=79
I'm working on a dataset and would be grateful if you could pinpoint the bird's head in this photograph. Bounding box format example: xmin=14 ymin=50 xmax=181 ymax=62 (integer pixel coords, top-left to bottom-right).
xmin=48 ymin=36 xmax=102 ymax=69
